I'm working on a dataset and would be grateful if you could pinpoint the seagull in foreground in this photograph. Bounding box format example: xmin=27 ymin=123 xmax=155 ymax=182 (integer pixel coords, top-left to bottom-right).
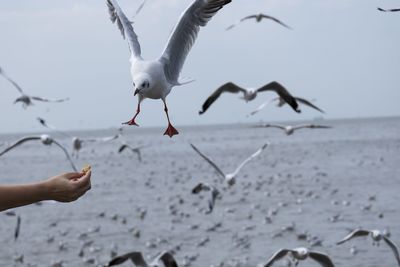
xmin=259 ymin=124 xmax=331 ymax=136
xmin=377 ymin=7 xmax=400 ymax=12
xmin=263 ymin=247 xmax=335 ymax=267
xmin=199 ymin=82 xmax=299 ymax=115
xmin=249 ymin=96 xmax=324 ymax=117
xmin=190 ymin=143 xmax=269 ymax=186
xmin=106 ymin=250 xmax=178 ymax=267
xmin=337 ymin=229 xmax=400 ymax=266
xmin=0 ymin=135 xmax=77 ymax=171
xmin=107 ymin=0 xmax=232 ymax=137
xmin=118 ymin=143 xmax=148 ymax=162
xmin=37 ymin=117 xmax=120 ymax=158
xmin=192 ymin=183 xmax=220 ymax=214
xmin=0 ymin=67 xmax=69 ymax=108
xmin=226 ymin=13 xmax=292 ymax=31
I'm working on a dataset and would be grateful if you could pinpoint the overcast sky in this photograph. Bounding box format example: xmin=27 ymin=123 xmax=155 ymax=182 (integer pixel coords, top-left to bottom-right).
xmin=0 ymin=0 xmax=399 ymax=134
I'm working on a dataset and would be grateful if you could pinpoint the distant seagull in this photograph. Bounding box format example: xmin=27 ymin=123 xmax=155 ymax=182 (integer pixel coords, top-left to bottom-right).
xmin=0 ymin=67 xmax=69 ymax=108
xmin=226 ymin=13 xmax=292 ymax=31
xmin=337 ymin=229 xmax=400 ymax=266
xmin=377 ymin=7 xmax=400 ymax=12
xmin=259 ymin=124 xmax=331 ymax=136
xmin=190 ymin=143 xmax=269 ymax=186
xmin=118 ymin=143 xmax=148 ymax=162
xmin=249 ymin=96 xmax=324 ymax=116
xmin=37 ymin=117 xmax=120 ymax=158
xmin=107 ymin=0 xmax=232 ymax=137
xmin=263 ymin=247 xmax=335 ymax=267
xmin=106 ymin=250 xmax=178 ymax=267
xmin=192 ymin=183 xmax=220 ymax=214
xmin=0 ymin=135 xmax=77 ymax=171
xmin=199 ymin=82 xmax=299 ymax=115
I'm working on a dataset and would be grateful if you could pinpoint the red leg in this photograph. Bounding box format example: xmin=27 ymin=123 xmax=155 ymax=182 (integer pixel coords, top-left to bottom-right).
xmin=162 ymin=100 xmax=179 ymax=138
xmin=123 ymin=100 xmax=141 ymax=126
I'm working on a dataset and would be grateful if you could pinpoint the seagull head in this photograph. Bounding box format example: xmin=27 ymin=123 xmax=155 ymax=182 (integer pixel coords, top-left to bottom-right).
xmin=133 ymin=75 xmax=152 ymax=96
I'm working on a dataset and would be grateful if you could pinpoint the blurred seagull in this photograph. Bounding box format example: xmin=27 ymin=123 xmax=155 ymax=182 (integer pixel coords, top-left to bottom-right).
xmin=377 ymin=7 xmax=400 ymax=12
xmin=190 ymin=143 xmax=269 ymax=186
xmin=0 ymin=135 xmax=77 ymax=171
xmin=106 ymin=250 xmax=178 ymax=267
xmin=0 ymin=67 xmax=69 ymax=108
xmin=107 ymin=0 xmax=232 ymax=137
xmin=263 ymin=247 xmax=335 ymax=267
xmin=192 ymin=183 xmax=220 ymax=214
xmin=132 ymin=0 xmax=147 ymax=19
xmin=337 ymin=229 xmax=400 ymax=266
xmin=226 ymin=13 xmax=292 ymax=31
xmin=199 ymin=82 xmax=299 ymax=115
xmin=259 ymin=124 xmax=331 ymax=136
xmin=37 ymin=117 xmax=120 ymax=158
xmin=249 ymin=96 xmax=324 ymax=117
xmin=118 ymin=143 xmax=148 ymax=162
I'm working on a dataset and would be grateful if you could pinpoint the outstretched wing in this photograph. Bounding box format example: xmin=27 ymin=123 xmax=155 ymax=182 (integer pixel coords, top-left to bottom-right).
xmin=52 ymin=140 xmax=77 ymax=172
xmin=161 ymin=0 xmax=232 ymax=84
xmin=263 ymin=124 xmax=286 ymax=130
xmin=107 ymin=0 xmax=142 ymax=61
xmin=309 ymin=251 xmax=335 ymax=267
xmin=248 ymin=97 xmax=278 ymax=116
xmin=190 ymin=143 xmax=226 ymax=179
xmin=106 ymin=251 xmax=148 ymax=267
xmin=260 ymin=14 xmax=292 ymax=29
xmin=263 ymin=249 xmax=290 ymax=267
xmin=377 ymin=7 xmax=400 ymax=12
xmin=292 ymin=124 xmax=331 ymax=131
xmin=156 ymin=251 xmax=178 ymax=267
xmin=231 ymin=143 xmax=269 ymax=177
xmin=199 ymin=82 xmax=245 ymax=114
xmin=383 ymin=237 xmax=400 ymax=266
xmin=0 ymin=137 xmax=41 ymax=157
xmin=31 ymin=96 xmax=69 ymax=103
xmin=295 ymin=97 xmax=325 ymax=113
xmin=0 ymin=67 xmax=24 ymax=94
xmin=337 ymin=229 xmax=370 ymax=245
xmin=225 ymin=15 xmax=256 ymax=31
xmin=256 ymin=81 xmax=299 ymax=112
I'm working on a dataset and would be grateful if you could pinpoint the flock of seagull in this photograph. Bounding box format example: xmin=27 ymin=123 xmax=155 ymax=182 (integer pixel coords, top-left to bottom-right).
xmin=1 ymin=0 xmax=399 ymax=267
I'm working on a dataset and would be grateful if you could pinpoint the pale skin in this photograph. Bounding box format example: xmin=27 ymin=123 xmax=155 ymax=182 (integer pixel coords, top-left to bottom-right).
xmin=0 ymin=171 xmax=91 ymax=212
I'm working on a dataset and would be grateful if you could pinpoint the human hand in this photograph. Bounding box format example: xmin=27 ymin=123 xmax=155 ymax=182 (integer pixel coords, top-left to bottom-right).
xmin=43 ymin=171 xmax=91 ymax=203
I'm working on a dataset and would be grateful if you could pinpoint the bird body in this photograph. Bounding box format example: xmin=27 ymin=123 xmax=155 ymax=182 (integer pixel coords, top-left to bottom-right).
xmin=106 ymin=251 xmax=178 ymax=267
xmin=107 ymin=0 xmax=232 ymax=137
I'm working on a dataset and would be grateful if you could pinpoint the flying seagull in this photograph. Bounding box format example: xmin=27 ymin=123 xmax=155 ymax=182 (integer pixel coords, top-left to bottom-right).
xmin=0 ymin=135 xmax=77 ymax=171
xmin=118 ymin=143 xmax=148 ymax=162
xmin=259 ymin=124 xmax=331 ymax=136
xmin=337 ymin=229 xmax=400 ymax=266
xmin=107 ymin=0 xmax=232 ymax=137
xmin=226 ymin=13 xmax=292 ymax=31
xmin=192 ymin=183 xmax=220 ymax=214
xmin=199 ymin=82 xmax=299 ymax=115
xmin=132 ymin=0 xmax=147 ymax=19
xmin=377 ymin=7 xmax=400 ymax=12
xmin=249 ymin=96 xmax=324 ymax=116
xmin=37 ymin=117 xmax=120 ymax=158
xmin=105 ymin=250 xmax=178 ymax=267
xmin=190 ymin=143 xmax=269 ymax=186
xmin=0 ymin=67 xmax=69 ymax=108
xmin=263 ymin=247 xmax=335 ymax=267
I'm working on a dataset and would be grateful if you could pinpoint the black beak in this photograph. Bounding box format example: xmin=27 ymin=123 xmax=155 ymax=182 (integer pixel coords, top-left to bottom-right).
xmin=134 ymin=89 xmax=140 ymax=96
